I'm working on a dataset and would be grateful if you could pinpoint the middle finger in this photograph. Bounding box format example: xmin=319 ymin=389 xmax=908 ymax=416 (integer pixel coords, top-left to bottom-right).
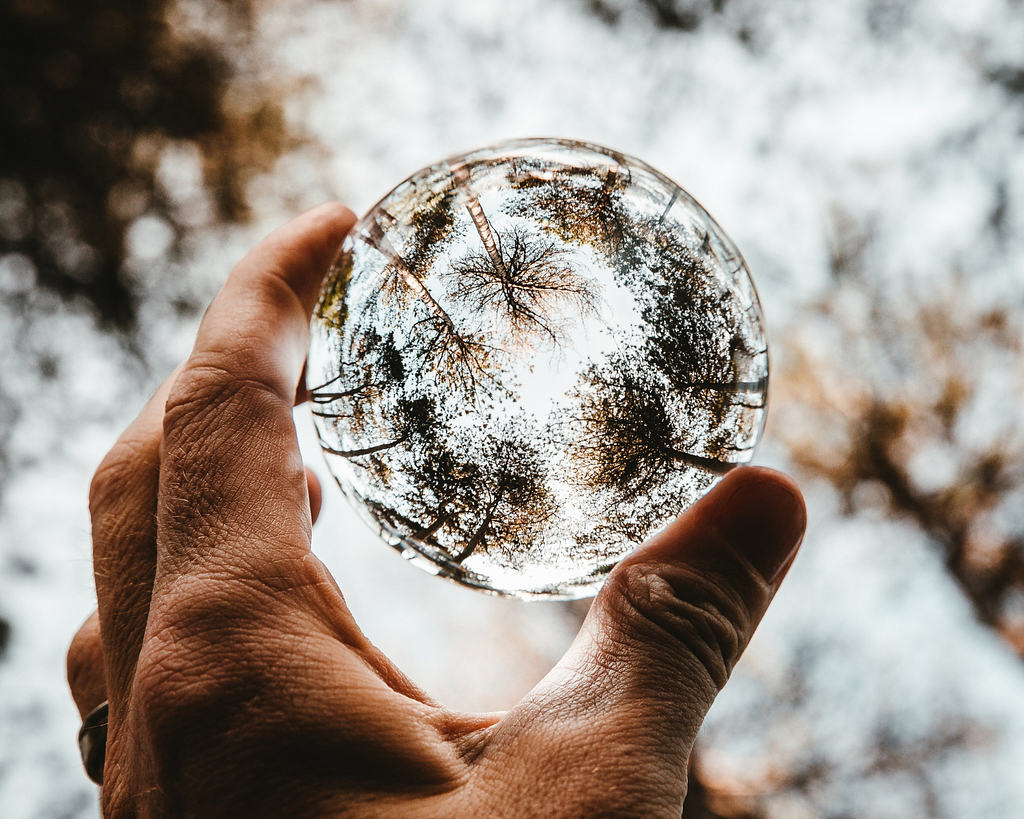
xmin=89 ymin=368 xmax=180 ymax=706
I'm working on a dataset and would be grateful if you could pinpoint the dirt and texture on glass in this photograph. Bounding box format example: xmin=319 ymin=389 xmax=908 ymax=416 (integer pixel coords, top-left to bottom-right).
xmin=308 ymin=138 xmax=768 ymax=598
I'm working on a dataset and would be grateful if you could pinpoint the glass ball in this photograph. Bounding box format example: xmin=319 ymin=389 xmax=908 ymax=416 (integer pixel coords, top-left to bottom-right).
xmin=308 ymin=138 xmax=768 ymax=599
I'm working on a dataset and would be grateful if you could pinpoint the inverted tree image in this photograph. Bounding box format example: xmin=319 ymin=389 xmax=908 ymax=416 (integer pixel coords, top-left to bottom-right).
xmin=448 ymin=161 xmax=602 ymax=349
xmin=393 ymin=422 xmax=561 ymax=568
xmin=445 ymin=224 xmax=600 ymax=348
xmin=308 ymin=140 xmax=767 ymax=594
xmin=571 ymin=353 xmax=737 ymax=488
xmin=517 ymin=155 xmax=766 ymax=503
xmin=514 ymin=154 xmax=766 ymax=402
xmin=565 ymin=350 xmax=733 ymax=544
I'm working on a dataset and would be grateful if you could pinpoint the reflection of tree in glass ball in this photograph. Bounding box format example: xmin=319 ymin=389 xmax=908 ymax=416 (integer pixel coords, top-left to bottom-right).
xmin=308 ymin=138 xmax=768 ymax=599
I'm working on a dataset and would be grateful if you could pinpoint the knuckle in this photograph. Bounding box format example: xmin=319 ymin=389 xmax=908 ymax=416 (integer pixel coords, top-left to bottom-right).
xmin=160 ymin=360 xmax=287 ymax=483
xmin=158 ymin=362 xmax=281 ymax=522
xmin=89 ymin=438 xmax=150 ymax=523
xmin=66 ymin=622 xmax=98 ymax=683
xmin=130 ymin=575 xmax=288 ymax=743
xmin=609 ymin=560 xmax=759 ymax=691
xmin=131 ymin=643 xmax=302 ymax=795
xmin=129 ymin=574 xmax=327 ymax=755
xmin=162 ymin=355 xmax=284 ymax=439
xmin=131 ymin=621 xmax=247 ymax=752
xmin=163 ymin=359 xmax=253 ymax=436
xmin=66 ymin=614 xmax=105 ymax=711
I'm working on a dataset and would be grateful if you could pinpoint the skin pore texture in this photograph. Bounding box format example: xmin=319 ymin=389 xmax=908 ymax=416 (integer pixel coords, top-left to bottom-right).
xmin=66 ymin=203 xmax=806 ymax=819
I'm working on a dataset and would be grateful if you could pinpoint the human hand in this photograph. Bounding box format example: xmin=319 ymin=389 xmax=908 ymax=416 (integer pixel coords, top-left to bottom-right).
xmin=67 ymin=203 xmax=806 ymax=818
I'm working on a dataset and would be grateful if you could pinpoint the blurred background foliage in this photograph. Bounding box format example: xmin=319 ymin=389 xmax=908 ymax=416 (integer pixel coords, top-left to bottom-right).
xmin=3 ymin=0 xmax=1024 ymax=817
xmin=0 ymin=0 xmax=290 ymax=331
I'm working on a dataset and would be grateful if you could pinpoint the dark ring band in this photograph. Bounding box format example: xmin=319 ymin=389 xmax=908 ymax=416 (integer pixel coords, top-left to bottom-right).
xmin=78 ymin=700 xmax=109 ymax=785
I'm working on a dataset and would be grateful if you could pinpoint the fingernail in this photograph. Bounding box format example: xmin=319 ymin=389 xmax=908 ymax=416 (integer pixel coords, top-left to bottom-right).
xmin=717 ymin=480 xmax=805 ymax=584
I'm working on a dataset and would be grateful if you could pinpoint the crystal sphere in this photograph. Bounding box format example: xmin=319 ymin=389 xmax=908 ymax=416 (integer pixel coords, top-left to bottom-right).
xmin=308 ymin=138 xmax=768 ymax=599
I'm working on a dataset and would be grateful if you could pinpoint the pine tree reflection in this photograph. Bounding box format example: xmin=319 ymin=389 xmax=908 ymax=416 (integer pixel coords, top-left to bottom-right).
xmin=446 ymin=224 xmax=599 ymax=347
xmin=510 ymin=159 xmax=647 ymax=274
xmin=448 ymin=160 xmax=601 ymax=349
xmin=363 ymin=210 xmax=496 ymax=394
xmin=519 ymin=159 xmax=766 ymax=514
xmin=573 ymin=352 xmax=736 ymax=495
xmin=392 ymin=425 xmax=559 ymax=567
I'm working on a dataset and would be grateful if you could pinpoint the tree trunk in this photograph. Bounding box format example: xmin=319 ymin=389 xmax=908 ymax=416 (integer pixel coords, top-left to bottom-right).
xmin=311 ymin=382 xmax=372 ymax=402
xmin=452 ymin=489 xmax=503 ymax=563
xmin=599 ymin=163 xmax=618 ymax=210
xmin=323 ymin=434 xmax=410 ymax=458
xmin=365 ymin=211 xmax=459 ymax=334
xmin=413 ymin=500 xmax=457 ymax=542
xmin=667 ymin=448 xmax=736 ymax=476
xmin=450 ymin=161 xmax=509 ymax=279
xmin=310 ymin=407 xmax=355 ymax=420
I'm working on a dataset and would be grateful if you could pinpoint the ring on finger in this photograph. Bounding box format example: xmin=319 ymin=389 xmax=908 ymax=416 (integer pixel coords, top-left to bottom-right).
xmin=78 ymin=700 xmax=109 ymax=785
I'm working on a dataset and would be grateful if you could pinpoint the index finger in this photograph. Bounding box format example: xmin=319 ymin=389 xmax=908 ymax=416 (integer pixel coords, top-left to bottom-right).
xmin=154 ymin=202 xmax=354 ymax=587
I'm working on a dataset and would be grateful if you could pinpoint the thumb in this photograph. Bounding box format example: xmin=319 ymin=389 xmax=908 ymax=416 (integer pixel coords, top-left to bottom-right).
xmin=587 ymin=466 xmax=806 ymax=703
xmin=490 ymin=467 xmax=805 ymax=815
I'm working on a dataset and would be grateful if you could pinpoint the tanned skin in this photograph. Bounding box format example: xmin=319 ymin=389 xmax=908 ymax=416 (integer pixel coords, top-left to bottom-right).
xmin=67 ymin=203 xmax=805 ymax=819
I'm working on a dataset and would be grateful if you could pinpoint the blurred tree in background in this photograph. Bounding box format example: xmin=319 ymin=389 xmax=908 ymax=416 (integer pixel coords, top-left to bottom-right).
xmin=679 ymin=267 xmax=1024 ymax=816
xmin=0 ymin=0 xmax=288 ymax=331
xmin=777 ymin=213 xmax=1024 ymax=654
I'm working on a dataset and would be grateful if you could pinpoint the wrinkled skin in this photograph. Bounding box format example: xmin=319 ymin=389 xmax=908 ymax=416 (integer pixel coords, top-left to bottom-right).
xmin=66 ymin=203 xmax=806 ymax=819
